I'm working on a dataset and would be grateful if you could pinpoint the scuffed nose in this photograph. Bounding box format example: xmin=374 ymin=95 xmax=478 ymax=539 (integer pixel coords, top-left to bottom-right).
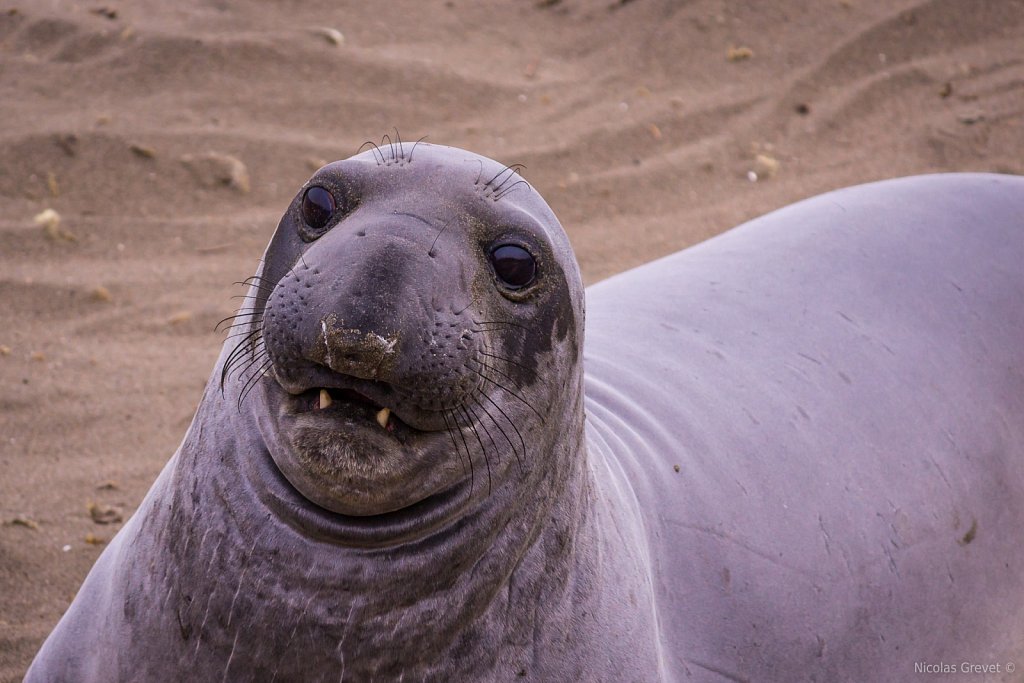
xmin=317 ymin=312 xmax=400 ymax=381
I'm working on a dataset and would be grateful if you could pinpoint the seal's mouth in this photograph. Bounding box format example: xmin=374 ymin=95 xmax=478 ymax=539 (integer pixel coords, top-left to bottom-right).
xmin=295 ymin=386 xmax=401 ymax=433
xmin=271 ymin=359 xmax=451 ymax=434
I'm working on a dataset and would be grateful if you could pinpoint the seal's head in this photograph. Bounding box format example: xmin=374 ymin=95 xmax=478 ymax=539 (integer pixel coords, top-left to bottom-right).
xmin=228 ymin=142 xmax=583 ymax=524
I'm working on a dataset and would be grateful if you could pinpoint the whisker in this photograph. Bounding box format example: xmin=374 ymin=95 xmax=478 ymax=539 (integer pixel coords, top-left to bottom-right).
xmin=394 ymin=129 xmax=404 ymax=161
xmin=234 ymin=276 xmax=275 ymax=290
xmin=236 ymin=357 xmax=274 ymax=410
xmin=223 ymin=325 xmax=264 ymax=342
xmin=474 ymin=366 xmax=545 ymax=422
xmin=215 ymin=310 xmax=263 ymax=332
xmin=474 ymin=388 xmax=528 ymax=470
xmin=229 ymin=348 xmax=269 ymax=386
xmin=220 ymin=331 xmax=264 ymax=390
xmin=443 ymin=410 xmax=474 ymax=494
xmin=428 ymin=216 xmax=457 ymax=258
xmin=495 ymin=180 xmax=530 ymax=201
xmin=458 ymin=405 xmax=491 ymax=494
xmin=472 ymin=356 xmax=524 ymax=393
xmin=467 ymin=396 xmax=523 ymax=475
xmin=478 ymin=349 xmax=539 ymax=378
xmin=472 ymin=319 xmax=535 ymax=331
xmin=358 ymin=140 xmax=385 ymax=165
xmin=218 ymin=319 xmax=264 ymax=334
xmin=407 ymin=135 xmax=427 ymax=163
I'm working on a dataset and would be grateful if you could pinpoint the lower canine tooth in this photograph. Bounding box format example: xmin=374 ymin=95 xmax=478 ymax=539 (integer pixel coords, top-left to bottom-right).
xmin=318 ymin=389 xmax=332 ymax=410
xmin=376 ymin=407 xmax=390 ymax=428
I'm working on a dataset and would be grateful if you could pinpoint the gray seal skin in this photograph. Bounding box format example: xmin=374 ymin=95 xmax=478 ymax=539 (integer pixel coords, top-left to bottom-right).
xmin=24 ymin=141 xmax=1024 ymax=682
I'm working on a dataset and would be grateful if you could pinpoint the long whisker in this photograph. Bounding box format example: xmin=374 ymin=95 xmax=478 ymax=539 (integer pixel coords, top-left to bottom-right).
xmin=215 ymin=309 xmax=263 ymax=332
xmin=220 ymin=331 xmax=264 ymax=391
xmin=471 ymin=319 xmax=535 ymax=332
xmin=473 ymin=366 xmax=545 ymax=422
xmin=236 ymin=356 xmax=274 ymax=411
xmin=468 ymin=396 xmax=524 ymax=475
xmin=407 ymin=135 xmax=427 ymax=163
xmin=223 ymin=326 xmax=265 ymax=342
xmin=428 ymin=216 xmax=457 ymax=258
xmin=229 ymin=347 xmax=269 ymax=386
xmin=443 ymin=410 xmax=474 ymax=495
xmin=458 ymin=405 xmax=491 ymax=494
xmin=478 ymin=349 xmax=539 ymax=378
xmin=472 ymin=356 xmax=524 ymax=393
xmin=474 ymin=388 xmax=528 ymax=470
xmin=358 ymin=140 xmax=385 ymax=165
xmin=494 ymin=180 xmax=530 ymax=201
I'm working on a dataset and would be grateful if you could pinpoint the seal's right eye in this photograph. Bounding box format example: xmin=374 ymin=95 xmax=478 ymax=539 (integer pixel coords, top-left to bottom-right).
xmin=300 ymin=186 xmax=336 ymax=234
xmin=489 ymin=244 xmax=537 ymax=290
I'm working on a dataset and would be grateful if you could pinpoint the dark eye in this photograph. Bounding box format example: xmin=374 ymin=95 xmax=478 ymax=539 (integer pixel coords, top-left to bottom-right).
xmin=489 ymin=244 xmax=537 ymax=290
xmin=301 ymin=186 xmax=336 ymax=233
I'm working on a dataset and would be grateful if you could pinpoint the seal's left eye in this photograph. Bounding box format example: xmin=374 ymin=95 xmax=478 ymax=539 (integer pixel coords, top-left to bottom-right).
xmin=490 ymin=244 xmax=537 ymax=290
xmin=301 ymin=186 xmax=336 ymax=232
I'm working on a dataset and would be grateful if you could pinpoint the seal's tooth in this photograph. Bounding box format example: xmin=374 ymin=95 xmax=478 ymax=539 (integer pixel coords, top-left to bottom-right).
xmin=376 ymin=407 xmax=390 ymax=429
xmin=319 ymin=389 xmax=332 ymax=410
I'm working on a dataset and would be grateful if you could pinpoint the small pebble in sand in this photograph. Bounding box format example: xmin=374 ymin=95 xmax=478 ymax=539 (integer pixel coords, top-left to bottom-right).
xmin=647 ymin=123 xmax=663 ymax=140
xmin=181 ymin=152 xmax=251 ymax=194
xmin=35 ymin=208 xmax=78 ymax=242
xmin=130 ymin=143 xmax=156 ymax=159
xmin=47 ymin=171 xmax=60 ymax=197
xmin=91 ymin=6 xmax=118 ymax=20
xmin=84 ymin=533 xmax=107 ymax=545
xmin=90 ymin=285 xmax=113 ymax=302
xmin=87 ymin=502 xmax=124 ymax=525
xmin=0 ymin=345 xmax=11 ymax=356
xmin=957 ymin=111 xmax=985 ymax=125
xmin=168 ymin=310 xmax=193 ymax=325
xmin=727 ymin=46 xmax=754 ymax=62
xmin=9 ymin=515 xmax=40 ymax=530
xmin=96 ymin=480 xmax=120 ymax=491
xmin=62 ymin=544 xmax=72 ymax=552
xmin=754 ymin=153 xmax=780 ymax=178
xmin=311 ymin=27 xmax=345 ymax=46
xmin=30 ymin=351 xmax=46 ymax=362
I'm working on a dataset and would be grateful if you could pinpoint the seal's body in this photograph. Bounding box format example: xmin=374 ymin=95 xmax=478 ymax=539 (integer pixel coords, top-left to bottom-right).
xmin=586 ymin=174 xmax=1024 ymax=680
xmin=25 ymin=141 xmax=1024 ymax=682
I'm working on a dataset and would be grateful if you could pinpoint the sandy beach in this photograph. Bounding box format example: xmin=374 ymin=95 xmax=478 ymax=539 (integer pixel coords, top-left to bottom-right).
xmin=1 ymin=0 xmax=1022 ymax=678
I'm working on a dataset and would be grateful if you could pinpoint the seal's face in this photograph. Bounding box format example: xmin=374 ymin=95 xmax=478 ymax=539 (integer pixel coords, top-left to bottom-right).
xmin=234 ymin=143 xmax=582 ymax=519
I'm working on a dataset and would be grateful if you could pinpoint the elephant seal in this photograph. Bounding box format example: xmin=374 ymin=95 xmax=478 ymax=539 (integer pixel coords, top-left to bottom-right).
xmin=25 ymin=139 xmax=1024 ymax=681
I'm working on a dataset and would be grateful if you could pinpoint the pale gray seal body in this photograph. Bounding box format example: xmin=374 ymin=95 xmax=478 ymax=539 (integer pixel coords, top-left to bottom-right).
xmin=25 ymin=141 xmax=1024 ymax=682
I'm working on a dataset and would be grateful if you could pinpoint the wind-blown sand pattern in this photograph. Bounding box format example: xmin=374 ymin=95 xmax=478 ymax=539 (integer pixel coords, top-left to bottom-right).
xmin=1 ymin=1 xmax=1022 ymax=678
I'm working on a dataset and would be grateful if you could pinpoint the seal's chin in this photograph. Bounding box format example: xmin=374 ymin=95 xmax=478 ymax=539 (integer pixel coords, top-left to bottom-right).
xmin=257 ymin=375 xmax=463 ymax=517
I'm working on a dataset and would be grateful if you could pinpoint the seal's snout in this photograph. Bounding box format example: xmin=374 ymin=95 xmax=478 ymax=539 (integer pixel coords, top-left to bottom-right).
xmin=318 ymin=313 xmax=399 ymax=381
